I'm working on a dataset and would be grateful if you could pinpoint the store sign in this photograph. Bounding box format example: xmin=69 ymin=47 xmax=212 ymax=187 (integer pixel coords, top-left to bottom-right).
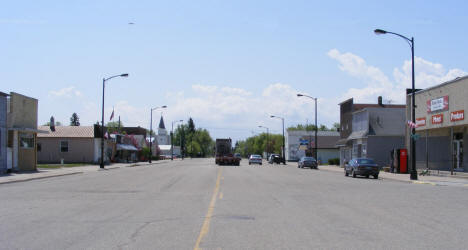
xmin=450 ymin=110 xmax=464 ymax=122
xmin=432 ymin=114 xmax=443 ymax=124
xmin=416 ymin=118 xmax=426 ymax=127
xmin=427 ymin=96 xmax=449 ymax=113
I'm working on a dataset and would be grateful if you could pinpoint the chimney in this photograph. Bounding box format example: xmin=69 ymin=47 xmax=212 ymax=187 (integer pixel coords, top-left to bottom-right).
xmin=378 ymin=96 xmax=383 ymax=106
xmin=50 ymin=116 xmax=56 ymax=132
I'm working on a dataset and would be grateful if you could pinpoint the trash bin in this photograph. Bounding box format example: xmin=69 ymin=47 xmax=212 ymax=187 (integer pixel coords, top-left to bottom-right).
xmin=392 ymin=149 xmax=408 ymax=173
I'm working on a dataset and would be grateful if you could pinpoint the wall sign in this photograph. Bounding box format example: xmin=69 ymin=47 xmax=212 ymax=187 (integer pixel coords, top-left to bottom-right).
xmin=416 ymin=118 xmax=426 ymax=127
xmin=427 ymin=96 xmax=449 ymax=113
xmin=450 ymin=110 xmax=464 ymax=122
xmin=432 ymin=114 xmax=443 ymax=124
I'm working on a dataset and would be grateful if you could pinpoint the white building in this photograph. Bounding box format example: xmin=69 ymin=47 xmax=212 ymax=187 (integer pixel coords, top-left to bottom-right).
xmin=286 ymin=130 xmax=340 ymax=163
xmin=156 ymin=116 xmax=171 ymax=146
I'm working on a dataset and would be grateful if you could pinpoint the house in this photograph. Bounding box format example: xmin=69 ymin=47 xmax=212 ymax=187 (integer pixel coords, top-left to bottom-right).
xmin=0 ymin=92 xmax=8 ymax=173
xmin=6 ymin=92 xmax=43 ymax=171
xmin=286 ymin=130 xmax=340 ymax=163
xmin=337 ymin=97 xmax=406 ymax=167
xmin=37 ymin=124 xmax=98 ymax=164
xmin=408 ymin=75 xmax=468 ymax=172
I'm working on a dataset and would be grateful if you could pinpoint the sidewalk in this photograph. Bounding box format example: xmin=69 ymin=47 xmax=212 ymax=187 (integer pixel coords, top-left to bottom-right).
xmin=0 ymin=160 xmax=172 ymax=185
xmin=319 ymin=165 xmax=468 ymax=187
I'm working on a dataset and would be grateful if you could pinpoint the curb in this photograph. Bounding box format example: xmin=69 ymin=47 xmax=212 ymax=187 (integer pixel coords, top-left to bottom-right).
xmin=319 ymin=166 xmax=415 ymax=183
xmin=0 ymin=171 xmax=83 ymax=185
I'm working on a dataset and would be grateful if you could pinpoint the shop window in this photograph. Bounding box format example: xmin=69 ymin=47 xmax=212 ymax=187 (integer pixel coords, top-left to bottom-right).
xmin=20 ymin=135 xmax=34 ymax=149
xmin=60 ymin=141 xmax=68 ymax=152
xmin=37 ymin=143 xmax=42 ymax=152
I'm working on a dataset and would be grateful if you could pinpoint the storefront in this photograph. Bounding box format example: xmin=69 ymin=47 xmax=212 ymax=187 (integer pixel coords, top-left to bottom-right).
xmin=408 ymin=75 xmax=468 ymax=172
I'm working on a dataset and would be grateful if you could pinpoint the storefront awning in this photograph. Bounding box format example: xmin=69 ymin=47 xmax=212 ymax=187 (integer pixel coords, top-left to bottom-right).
xmin=346 ymin=130 xmax=368 ymax=140
xmin=335 ymin=138 xmax=349 ymax=147
xmin=116 ymin=144 xmax=138 ymax=151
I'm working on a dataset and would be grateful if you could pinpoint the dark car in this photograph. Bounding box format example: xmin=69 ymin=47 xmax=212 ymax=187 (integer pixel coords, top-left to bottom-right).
xmin=298 ymin=156 xmax=318 ymax=169
xmin=268 ymin=154 xmax=281 ymax=164
xmin=234 ymin=153 xmax=242 ymax=161
xmin=344 ymin=158 xmax=379 ymax=179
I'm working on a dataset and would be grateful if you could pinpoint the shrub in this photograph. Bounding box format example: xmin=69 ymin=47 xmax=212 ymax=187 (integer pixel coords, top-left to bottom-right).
xmin=328 ymin=158 xmax=340 ymax=165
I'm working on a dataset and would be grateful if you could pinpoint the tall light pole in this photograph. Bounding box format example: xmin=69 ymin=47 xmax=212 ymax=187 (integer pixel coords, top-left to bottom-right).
xmin=297 ymin=94 xmax=318 ymax=160
xmin=149 ymin=106 xmax=167 ymax=163
xmin=271 ymin=115 xmax=286 ymax=164
xmin=100 ymin=73 xmax=128 ymax=169
xmin=258 ymin=125 xmax=269 ymax=158
xmin=374 ymin=28 xmax=418 ymax=180
xmin=171 ymin=119 xmax=183 ymax=160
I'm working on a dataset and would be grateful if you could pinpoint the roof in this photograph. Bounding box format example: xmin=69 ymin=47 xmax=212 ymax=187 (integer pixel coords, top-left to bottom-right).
xmin=287 ymin=130 xmax=340 ymax=136
xmin=338 ymin=97 xmax=405 ymax=109
xmin=354 ymin=104 xmax=406 ymax=110
xmin=37 ymin=126 xmax=94 ymax=138
xmin=0 ymin=91 xmax=9 ymax=97
xmin=409 ymin=75 xmax=468 ymax=95
xmin=159 ymin=116 xmax=166 ymax=129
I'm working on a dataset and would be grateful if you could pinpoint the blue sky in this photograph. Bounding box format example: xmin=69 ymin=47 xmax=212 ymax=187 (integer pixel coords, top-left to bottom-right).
xmin=2 ymin=0 xmax=467 ymax=141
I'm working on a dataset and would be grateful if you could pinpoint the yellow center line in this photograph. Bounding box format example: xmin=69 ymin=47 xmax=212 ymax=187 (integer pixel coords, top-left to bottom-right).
xmin=219 ymin=192 xmax=223 ymax=199
xmin=194 ymin=167 xmax=223 ymax=250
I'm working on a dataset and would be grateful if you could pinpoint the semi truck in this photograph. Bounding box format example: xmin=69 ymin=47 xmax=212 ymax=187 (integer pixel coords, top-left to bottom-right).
xmin=215 ymin=138 xmax=240 ymax=166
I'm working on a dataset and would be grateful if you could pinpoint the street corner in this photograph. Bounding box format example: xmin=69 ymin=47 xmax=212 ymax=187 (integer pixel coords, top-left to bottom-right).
xmin=412 ymin=180 xmax=468 ymax=187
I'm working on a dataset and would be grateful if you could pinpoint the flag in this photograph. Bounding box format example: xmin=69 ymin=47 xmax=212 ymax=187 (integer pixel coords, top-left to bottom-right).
xmin=407 ymin=120 xmax=417 ymax=128
xmin=109 ymin=108 xmax=114 ymax=121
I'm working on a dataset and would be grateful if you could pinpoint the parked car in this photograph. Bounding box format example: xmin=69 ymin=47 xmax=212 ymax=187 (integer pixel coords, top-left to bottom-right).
xmin=268 ymin=154 xmax=281 ymax=164
xmin=297 ymin=156 xmax=318 ymax=169
xmin=249 ymin=154 xmax=263 ymax=165
xmin=344 ymin=158 xmax=379 ymax=179
xmin=234 ymin=153 xmax=242 ymax=161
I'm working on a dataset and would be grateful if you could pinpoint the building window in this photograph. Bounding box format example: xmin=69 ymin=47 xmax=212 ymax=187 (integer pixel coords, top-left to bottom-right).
xmin=60 ymin=141 xmax=68 ymax=152
xmin=37 ymin=143 xmax=42 ymax=152
xmin=20 ymin=135 xmax=35 ymax=149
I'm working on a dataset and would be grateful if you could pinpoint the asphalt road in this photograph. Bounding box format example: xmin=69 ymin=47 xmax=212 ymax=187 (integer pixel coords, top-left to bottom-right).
xmin=1 ymin=158 xmax=468 ymax=250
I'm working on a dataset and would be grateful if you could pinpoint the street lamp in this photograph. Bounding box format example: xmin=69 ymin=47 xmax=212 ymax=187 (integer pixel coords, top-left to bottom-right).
xmin=297 ymin=94 xmax=318 ymax=160
xmin=100 ymin=73 xmax=129 ymax=169
xmin=258 ymin=125 xmax=269 ymax=159
xmin=374 ymin=28 xmax=418 ymax=180
xmin=171 ymin=120 xmax=183 ymax=160
xmin=270 ymin=115 xmax=286 ymax=164
xmin=149 ymin=106 xmax=167 ymax=163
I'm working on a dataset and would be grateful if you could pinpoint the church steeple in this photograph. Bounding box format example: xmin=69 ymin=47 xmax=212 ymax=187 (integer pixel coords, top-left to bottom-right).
xmin=159 ymin=116 xmax=166 ymax=129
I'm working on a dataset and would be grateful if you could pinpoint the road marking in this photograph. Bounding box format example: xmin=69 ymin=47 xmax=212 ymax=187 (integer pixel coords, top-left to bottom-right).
xmin=219 ymin=192 xmax=223 ymax=199
xmin=413 ymin=181 xmax=434 ymax=185
xmin=194 ymin=167 xmax=223 ymax=250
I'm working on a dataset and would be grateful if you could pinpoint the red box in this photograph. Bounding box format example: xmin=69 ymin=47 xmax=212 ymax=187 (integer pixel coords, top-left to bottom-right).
xmin=399 ymin=149 xmax=407 ymax=173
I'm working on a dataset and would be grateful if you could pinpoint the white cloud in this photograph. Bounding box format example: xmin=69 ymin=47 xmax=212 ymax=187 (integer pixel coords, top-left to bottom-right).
xmin=49 ymin=86 xmax=82 ymax=98
xmin=328 ymin=49 xmax=467 ymax=104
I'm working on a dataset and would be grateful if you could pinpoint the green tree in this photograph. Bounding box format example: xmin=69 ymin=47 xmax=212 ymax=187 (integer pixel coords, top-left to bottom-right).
xmin=106 ymin=121 xmax=123 ymax=133
xmin=234 ymin=133 xmax=283 ymax=157
xmin=70 ymin=113 xmax=80 ymax=126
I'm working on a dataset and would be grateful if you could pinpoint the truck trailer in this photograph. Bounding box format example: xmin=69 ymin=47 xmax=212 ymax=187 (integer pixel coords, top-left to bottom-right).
xmin=215 ymin=138 xmax=240 ymax=166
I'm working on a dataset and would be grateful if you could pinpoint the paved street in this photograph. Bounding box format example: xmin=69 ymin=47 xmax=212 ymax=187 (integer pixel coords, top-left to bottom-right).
xmin=1 ymin=158 xmax=468 ymax=250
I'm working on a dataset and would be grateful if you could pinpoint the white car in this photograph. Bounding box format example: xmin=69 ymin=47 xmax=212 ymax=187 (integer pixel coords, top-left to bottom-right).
xmin=249 ymin=155 xmax=263 ymax=165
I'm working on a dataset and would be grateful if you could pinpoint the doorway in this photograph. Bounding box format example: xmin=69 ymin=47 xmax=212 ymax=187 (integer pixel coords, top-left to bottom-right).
xmin=453 ymin=133 xmax=464 ymax=171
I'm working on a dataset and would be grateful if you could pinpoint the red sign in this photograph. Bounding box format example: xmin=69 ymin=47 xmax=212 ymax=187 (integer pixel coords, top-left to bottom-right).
xmin=451 ymin=110 xmax=464 ymax=122
xmin=432 ymin=114 xmax=443 ymax=124
xmin=427 ymin=96 xmax=449 ymax=113
xmin=416 ymin=118 xmax=426 ymax=127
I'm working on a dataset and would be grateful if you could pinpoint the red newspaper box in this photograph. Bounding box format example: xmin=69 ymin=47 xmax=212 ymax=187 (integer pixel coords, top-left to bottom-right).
xmin=399 ymin=149 xmax=408 ymax=173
